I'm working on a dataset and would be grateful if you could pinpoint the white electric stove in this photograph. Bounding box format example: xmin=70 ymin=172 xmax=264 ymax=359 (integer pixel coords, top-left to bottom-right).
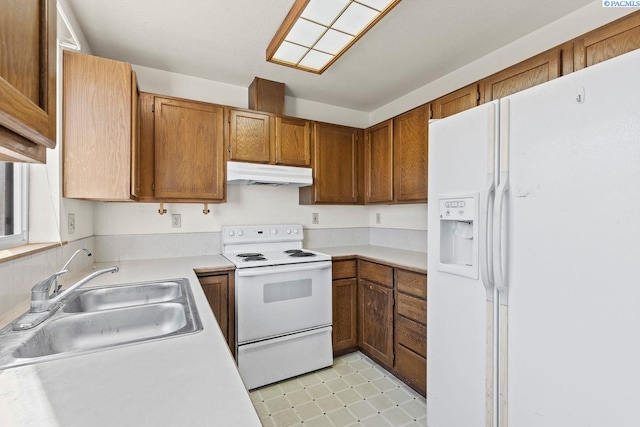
xmin=221 ymin=224 xmax=333 ymax=390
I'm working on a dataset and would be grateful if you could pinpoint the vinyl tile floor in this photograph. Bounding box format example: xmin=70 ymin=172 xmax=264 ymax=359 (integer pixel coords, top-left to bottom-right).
xmin=249 ymin=352 xmax=427 ymax=427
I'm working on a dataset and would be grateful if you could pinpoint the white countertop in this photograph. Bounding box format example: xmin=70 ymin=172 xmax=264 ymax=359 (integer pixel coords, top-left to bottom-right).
xmin=0 ymin=255 xmax=261 ymax=427
xmin=315 ymin=245 xmax=427 ymax=273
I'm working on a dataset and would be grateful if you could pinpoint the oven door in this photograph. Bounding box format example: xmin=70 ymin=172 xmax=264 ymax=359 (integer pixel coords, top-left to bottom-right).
xmin=236 ymin=260 xmax=332 ymax=344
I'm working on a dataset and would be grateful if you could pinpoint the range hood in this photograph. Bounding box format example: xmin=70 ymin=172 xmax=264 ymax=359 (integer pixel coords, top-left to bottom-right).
xmin=226 ymin=161 xmax=312 ymax=187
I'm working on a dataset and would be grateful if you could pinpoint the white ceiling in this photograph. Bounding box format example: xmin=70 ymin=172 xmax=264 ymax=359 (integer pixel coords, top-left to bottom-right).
xmin=66 ymin=0 xmax=595 ymax=112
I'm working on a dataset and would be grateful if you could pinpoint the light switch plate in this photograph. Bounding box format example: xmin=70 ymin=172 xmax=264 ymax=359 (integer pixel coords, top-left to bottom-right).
xmin=68 ymin=213 xmax=76 ymax=234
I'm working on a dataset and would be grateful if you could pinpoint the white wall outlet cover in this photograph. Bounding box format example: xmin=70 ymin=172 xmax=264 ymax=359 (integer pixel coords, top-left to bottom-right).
xmin=171 ymin=214 xmax=182 ymax=228
xmin=68 ymin=213 xmax=76 ymax=234
xmin=312 ymin=213 xmax=319 ymax=224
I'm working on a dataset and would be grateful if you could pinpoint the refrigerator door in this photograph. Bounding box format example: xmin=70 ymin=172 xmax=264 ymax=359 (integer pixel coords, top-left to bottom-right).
xmin=428 ymin=100 xmax=498 ymax=427
xmin=504 ymin=49 xmax=640 ymax=426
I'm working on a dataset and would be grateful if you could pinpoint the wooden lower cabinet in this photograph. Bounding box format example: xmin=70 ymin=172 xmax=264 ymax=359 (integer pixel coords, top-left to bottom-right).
xmin=394 ymin=268 xmax=427 ymax=396
xmin=197 ymin=272 xmax=235 ymax=356
xmin=358 ymin=279 xmax=394 ymax=368
xmin=334 ymin=258 xmax=427 ymax=396
xmin=332 ymin=259 xmax=358 ymax=354
xmin=333 ymin=278 xmax=358 ymax=353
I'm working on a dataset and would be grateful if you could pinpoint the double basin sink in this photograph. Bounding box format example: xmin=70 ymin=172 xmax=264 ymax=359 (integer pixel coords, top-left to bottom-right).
xmin=0 ymin=278 xmax=203 ymax=369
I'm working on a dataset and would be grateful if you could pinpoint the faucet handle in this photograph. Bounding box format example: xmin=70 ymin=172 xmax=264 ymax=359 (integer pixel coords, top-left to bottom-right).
xmin=31 ymin=269 xmax=69 ymax=298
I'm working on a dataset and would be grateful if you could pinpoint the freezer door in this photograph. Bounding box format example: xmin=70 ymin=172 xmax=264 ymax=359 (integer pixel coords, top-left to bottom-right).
xmin=427 ymin=100 xmax=499 ymax=427
xmin=504 ymin=49 xmax=640 ymax=426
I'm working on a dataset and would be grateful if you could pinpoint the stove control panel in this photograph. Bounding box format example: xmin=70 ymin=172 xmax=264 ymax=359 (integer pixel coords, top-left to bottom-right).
xmin=221 ymin=224 xmax=304 ymax=244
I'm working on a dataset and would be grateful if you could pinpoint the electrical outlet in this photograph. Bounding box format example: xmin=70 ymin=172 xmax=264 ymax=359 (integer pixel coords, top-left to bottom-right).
xmin=376 ymin=213 xmax=381 ymax=224
xmin=171 ymin=214 xmax=182 ymax=228
xmin=68 ymin=213 xmax=76 ymax=234
xmin=312 ymin=213 xmax=319 ymax=224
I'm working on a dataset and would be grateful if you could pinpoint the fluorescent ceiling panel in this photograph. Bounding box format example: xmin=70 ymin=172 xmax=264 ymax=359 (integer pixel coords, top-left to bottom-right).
xmin=285 ymin=18 xmax=326 ymax=47
xmin=299 ymin=50 xmax=334 ymax=69
xmin=267 ymin=0 xmax=401 ymax=73
xmin=332 ymin=2 xmax=379 ymax=36
xmin=315 ymin=29 xmax=354 ymax=55
xmin=272 ymin=41 xmax=308 ymax=64
xmin=301 ymin=0 xmax=350 ymax=26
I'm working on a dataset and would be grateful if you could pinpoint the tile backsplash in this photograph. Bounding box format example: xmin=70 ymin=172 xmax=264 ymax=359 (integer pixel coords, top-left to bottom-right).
xmin=0 ymin=237 xmax=95 ymax=325
xmin=1 ymin=227 xmax=427 ymax=322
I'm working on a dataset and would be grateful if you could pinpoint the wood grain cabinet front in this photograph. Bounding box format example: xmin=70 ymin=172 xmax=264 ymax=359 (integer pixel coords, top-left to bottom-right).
xmin=198 ymin=272 xmax=235 ymax=356
xmin=228 ymin=109 xmax=311 ymax=167
xmin=300 ymin=122 xmax=363 ymax=205
xmin=332 ymin=259 xmax=358 ymax=354
xmin=63 ymin=50 xmax=140 ymax=201
xmin=393 ymin=268 xmax=427 ymax=395
xmin=393 ymin=105 xmax=429 ymax=203
xmin=153 ymin=97 xmax=226 ymax=201
xmin=364 ymin=120 xmax=394 ymax=204
xmin=0 ymin=0 xmax=56 ymax=163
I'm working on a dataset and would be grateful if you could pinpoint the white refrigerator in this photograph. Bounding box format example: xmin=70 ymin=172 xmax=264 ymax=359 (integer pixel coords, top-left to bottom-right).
xmin=427 ymin=48 xmax=640 ymax=427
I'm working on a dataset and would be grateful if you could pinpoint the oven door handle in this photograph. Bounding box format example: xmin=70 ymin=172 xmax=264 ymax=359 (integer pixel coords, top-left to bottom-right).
xmin=236 ymin=261 xmax=332 ymax=277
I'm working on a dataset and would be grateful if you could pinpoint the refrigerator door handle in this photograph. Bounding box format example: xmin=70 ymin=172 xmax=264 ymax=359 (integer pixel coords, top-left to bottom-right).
xmin=493 ymin=172 xmax=509 ymax=299
xmin=480 ymin=174 xmax=495 ymax=300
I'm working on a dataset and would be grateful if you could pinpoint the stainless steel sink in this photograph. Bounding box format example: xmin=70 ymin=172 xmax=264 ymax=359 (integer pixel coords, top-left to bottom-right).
xmin=0 ymin=278 xmax=203 ymax=370
xmin=63 ymin=281 xmax=182 ymax=313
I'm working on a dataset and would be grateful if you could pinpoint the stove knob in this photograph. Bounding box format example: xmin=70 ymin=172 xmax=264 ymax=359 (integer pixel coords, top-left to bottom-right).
xmin=293 ymin=228 xmax=299 ymax=234
xmin=286 ymin=229 xmax=291 ymax=234
xmin=271 ymin=228 xmax=277 ymax=235
xmin=237 ymin=230 xmax=244 ymax=237
xmin=228 ymin=231 xmax=235 ymax=237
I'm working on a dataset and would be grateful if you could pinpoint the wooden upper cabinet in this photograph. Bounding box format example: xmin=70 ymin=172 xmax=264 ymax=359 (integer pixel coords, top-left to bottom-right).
xmin=393 ymin=105 xmax=428 ymax=203
xmin=136 ymin=92 xmax=156 ymax=201
xmin=154 ymin=97 xmax=225 ymax=201
xmin=574 ymin=11 xmax=640 ymax=70
xmin=432 ymin=83 xmax=481 ymax=119
xmin=300 ymin=122 xmax=363 ymax=204
xmin=365 ymin=120 xmax=394 ymax=204
xmin=229 ymin=109 xmax=272 ymax=163
xmin=484 ymin=49 xmax=561 ymax=102
xmin=0 ymin=0 xmax=56 ymax=163
xmin=63 ymin=51 xmax=139 ymax=201
xmin=275 ymin=116 xmax=311 ymax=167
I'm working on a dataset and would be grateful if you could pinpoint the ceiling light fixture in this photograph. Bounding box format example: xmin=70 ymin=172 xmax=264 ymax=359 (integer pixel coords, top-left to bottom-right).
xmin=267 ymin=0 xmax=401 ymax=74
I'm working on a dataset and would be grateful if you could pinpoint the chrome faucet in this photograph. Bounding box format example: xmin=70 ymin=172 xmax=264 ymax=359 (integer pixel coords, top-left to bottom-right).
xmin=53 ymin=248 xmax=92 ymax=294
xmin=13 ymin=265 xmax=119 ymax=331
xmin=30 ymin=266 xmax=120 ymax=313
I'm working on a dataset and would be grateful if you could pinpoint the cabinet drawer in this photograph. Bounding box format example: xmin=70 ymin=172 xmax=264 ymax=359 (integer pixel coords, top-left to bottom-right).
xmin=332 ymin=259 xmax=357 ymax=280
xmin=396 ymin=269 xmax=427 ymax=299
xmin=395 ymin=345 xmax=426 ymax=396
xmin=397 ymin=292 xmax=426 ymax=324
xmin=396 ymin=316 xmax=426 ymax=358
xmin=359 ymin=260 xmax=393 ymax=288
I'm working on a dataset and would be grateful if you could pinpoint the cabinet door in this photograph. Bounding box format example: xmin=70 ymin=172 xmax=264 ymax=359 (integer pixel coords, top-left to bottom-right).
xmin=358 ymin=279 xmax=394 ymax=368
xmin=154 ymin=97 xmax=225 ymax=201
xmin=333 ymin=278 xmax=358 ymax=353
xmin=0 ymin=0 xmax=56 ymax=161
xmin=393 ymin=105 xmax=428 ymax=203
xmin=483 ymin=49 xmax=561 ymax=101
xmin=198 ymin=274 xmax=233 ymax=354
xmin=302 ymin=122 xmax=361 ymax=204
xmin=229 ymin=109 xmax=272 ymax=163
xmin=432 ymin=83 xmax=481 ymax=119
xmin=365 ymin=120 xmax=394 ymax=204
xmin=275 ymin=116 xmax=311 ymax=166
xmin=63 ymin=51 xmax=135 ymax=201
xmin=574 ymin=12 xmax=640 ymax=70
xmin=137 ymin=92 xmax=156 ymax=201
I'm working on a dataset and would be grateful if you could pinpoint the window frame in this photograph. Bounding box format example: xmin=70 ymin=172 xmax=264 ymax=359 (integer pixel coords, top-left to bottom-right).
xmin=0 ymin=163 xmax=29 ymax=250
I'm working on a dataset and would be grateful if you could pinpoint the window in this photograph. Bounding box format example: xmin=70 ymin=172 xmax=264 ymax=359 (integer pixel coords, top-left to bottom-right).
xmin=0 ymin=163 xmax=28 ymax=250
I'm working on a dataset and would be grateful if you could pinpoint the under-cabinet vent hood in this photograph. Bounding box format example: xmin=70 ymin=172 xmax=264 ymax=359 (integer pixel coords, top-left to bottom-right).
xmin=226 ymin=161 xmax=312 ymax=187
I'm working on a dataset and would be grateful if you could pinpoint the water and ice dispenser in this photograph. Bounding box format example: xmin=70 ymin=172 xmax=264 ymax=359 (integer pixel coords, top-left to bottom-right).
xmin=437 ymin=194 xmax=479 ymax=279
